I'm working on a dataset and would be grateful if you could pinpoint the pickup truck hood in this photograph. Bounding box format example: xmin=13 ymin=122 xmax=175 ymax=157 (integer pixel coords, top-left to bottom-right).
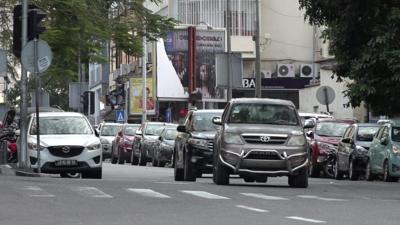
xmin=225 ymin=124 xmax=303 ymax=135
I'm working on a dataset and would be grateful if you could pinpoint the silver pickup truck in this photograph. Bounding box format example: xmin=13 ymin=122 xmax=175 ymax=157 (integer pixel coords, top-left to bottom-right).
xmin=212 ymin=98 xmax=314 ymax=188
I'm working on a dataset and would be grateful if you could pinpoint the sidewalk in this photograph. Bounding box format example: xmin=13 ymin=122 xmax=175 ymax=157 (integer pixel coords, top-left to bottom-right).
xmin=0 ymin=163 xmax=40 ymax=177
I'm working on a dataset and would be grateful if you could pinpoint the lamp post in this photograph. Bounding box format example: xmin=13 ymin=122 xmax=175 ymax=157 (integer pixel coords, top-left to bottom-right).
xmin=255 ymin=0 xmax=262 ymax=98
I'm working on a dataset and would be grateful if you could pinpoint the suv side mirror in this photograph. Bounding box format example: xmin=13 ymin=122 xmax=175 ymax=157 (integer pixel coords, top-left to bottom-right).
xmin=303 ymin=119 xmax=315 ymax=129
xmin=381 ymin=137 xmax=389 ymax=145
xmin=212 ymin=116 xmax=222 ymax=125
xmin=159 ymin=136 xmax=163 ymax=141
xmin=177 ymin=125 xmax=187 ymax=133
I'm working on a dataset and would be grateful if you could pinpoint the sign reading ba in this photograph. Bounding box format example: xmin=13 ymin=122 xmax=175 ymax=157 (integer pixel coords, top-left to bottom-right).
xmin=242 ymin=78 xmax=256 ymax=88
xmin=115 ymin=110 xmax=124 ymax=123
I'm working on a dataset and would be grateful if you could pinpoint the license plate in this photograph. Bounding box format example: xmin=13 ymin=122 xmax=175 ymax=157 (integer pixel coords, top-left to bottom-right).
xmin=54 ymin=160 xmax=78 ymax=167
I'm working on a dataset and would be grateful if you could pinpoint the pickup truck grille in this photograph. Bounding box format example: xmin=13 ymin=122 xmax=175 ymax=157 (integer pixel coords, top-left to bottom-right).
xmin=242 ymin=134 xmax=287 ymax=145
xmin=245 ymin=151 xmax=281 ymax=160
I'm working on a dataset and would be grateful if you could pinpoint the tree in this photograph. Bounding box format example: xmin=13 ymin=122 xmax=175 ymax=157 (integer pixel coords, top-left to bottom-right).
xmin=299 ymin=0 xmax=400 ymax=115
xmin=0 ymin=0 xmax=175 ymax=109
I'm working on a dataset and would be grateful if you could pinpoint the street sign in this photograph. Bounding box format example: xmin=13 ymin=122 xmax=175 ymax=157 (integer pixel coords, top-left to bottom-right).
xmin=0 ymin=50 xmax=6 ymax=76
xmin=21 ymin=39 xmax=52 ymax=73
xmin=115 ymin=110 xmax=124 ymax=123
xmin=242 ymin=78 xmax=256 ymax=88
xmin=316 ymin=86 xmax=335 ymax=112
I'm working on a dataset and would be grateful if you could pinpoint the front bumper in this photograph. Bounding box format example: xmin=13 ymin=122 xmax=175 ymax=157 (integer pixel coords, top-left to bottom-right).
xmin=190 ymin=145 xmax=214 ymax=172
xmin=219 ymin=145 xmax=308 ymax=176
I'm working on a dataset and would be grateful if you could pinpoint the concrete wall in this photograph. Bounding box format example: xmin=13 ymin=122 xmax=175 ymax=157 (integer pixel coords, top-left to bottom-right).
xmin=298 ymin=69 xmax=365 ymax=121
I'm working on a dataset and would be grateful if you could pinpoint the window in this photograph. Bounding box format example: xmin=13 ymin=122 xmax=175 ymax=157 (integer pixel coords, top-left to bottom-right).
xmin=100 ymin=124 xmax=121 ymax=136
xmin=357 ymin=126 xmax=379 ymax=142
xmin=316 ymin=122 xmax=350 ymax=137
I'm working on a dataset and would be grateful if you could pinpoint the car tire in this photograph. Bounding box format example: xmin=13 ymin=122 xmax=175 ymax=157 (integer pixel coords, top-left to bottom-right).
xmin=125 ymin=152 xmax=132 ymax=164
xmin=184 ymin=152 xmax=196 ymax=182
xmin=349 ymin=158 xmax=359 ymax=181
xmin=152 ymin=157 xmax=159 ymax=167
xmin=131 ymin=152 xmax=139 ymax=165
xmin=82 ymin=168 xmax=102 ymax=179
xmin=309 ymin=156 xmax=320 ymax=178
xmin=174 ymin=150 xmax=184 ymax=181
xmin=288 ymin=168 xmax=308 ymax=188
xmin=213 ymin=153 xmax=229 ymax=185
xmin=383 ymin=161 xmax=398 ymax=182
xmin=333 ymin=157 xmax=343 ymax=180
xmin=138 ymin=147 xmax=147 ymax=166
xmin=110 ymin=146 xmax=117 ymax=164
xmin=365 ymin=160 xmax=375 ymax=181
xmin=243 ymin=177 xmax=255 ymax=183
xmin=117 ymin=149 xmax=124 ymax=164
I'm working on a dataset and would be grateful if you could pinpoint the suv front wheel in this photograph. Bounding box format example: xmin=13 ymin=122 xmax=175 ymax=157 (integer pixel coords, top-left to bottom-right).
xmin=213 ymin=152 xmax=229 ymax=185
xmin=174 ymin=150 xmax=184 ymax=181
xmin=184 ymin=151 xmax=196 ymax=182
xmin=288 ymin=168 xmax=308 ymax=188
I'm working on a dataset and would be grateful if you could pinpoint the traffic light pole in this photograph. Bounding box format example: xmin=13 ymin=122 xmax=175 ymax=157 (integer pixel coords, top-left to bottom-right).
xmin=19 ymin=0 xmax=28 ymax=168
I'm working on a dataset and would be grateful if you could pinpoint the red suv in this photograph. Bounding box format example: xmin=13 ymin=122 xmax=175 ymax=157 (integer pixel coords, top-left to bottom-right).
xmin=307 ymin=119 xmax=355 ymax=177
xmin=111 ymin=123 xmax=140 ymax=164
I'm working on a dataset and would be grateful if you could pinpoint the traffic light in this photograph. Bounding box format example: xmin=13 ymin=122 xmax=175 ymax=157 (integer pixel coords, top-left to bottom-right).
xmin=81 ymin=91 xmax=95 ymax=115
xmin=12 ymin=4 xmax=47 ymax=58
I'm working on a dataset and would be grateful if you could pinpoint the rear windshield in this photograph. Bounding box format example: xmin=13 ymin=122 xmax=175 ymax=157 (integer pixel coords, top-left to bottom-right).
xmin=316 ymin=122 xmax=349 ymax=137
xmin=357 ymin=126 xmax=379 ymax=142
xmin=30 ymin=117 xmax=92 ymax=135
xmin=228 ymin=103 xmax=298 ymax=126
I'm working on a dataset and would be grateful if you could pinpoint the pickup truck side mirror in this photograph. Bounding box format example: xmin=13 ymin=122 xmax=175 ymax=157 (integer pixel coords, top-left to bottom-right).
xmin=212 ymin=116 xmax=222 ymax=125
xmin=177 ymin=125 xmax=187 ymax=133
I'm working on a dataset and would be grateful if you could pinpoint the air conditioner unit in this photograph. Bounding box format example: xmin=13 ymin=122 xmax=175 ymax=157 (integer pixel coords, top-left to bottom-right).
xmin=261 ymin=70 xmax=272 ymax=78
xmin=277 ymin=64 xmax=295 ymax=77
xmin=300 ymin=64 xmax=314 ymax=78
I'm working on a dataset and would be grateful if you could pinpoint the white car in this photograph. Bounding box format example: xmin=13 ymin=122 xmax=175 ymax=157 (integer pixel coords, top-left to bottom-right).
xmin=27 ymin=112 xmax=102 ymax=179
xmin=98 ymin=122 xmax=122 ymax=160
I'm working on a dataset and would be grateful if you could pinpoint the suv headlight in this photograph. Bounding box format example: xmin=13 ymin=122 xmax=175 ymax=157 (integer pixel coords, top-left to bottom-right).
xmin=87 ymin=143 xmax=101 ymax=150
xmin=27 ymin=142 xmax=45 ymax=151
xmin=188 ymin=138 xmax=208 ymax=148
xmin=392 ymin=145 xmax=400 ymax=156
xmin=223 ymin=133 xmax=244 ymax=145
xmin=287 ymin=135 xmax=306 ymax=146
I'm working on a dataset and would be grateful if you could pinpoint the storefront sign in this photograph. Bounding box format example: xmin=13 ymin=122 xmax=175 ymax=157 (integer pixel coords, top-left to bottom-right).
xmin=129 ymin=77 xmax=156 ymax=115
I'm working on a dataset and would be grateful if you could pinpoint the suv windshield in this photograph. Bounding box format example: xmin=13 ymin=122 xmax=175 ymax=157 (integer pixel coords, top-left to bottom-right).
xmin=392 ymin=127 xmax=400 ymax=142
xmin=316 ymin=122 xmax=349 ymax=137
xmin=228 ymin=103 xmax=298 ymax=125
xmin=125 ymin=125 xmax=140 ymax=136
xmin=192 ymin=112 xmax=222 ymax=131
xmin=100 ymin=124 xmax=120 ymax=136
xmin=145 ymin=124 xmax=164 ymax=135
xmin=357 ymin=126 xmax=379 ymax=141
xmin=30 ymin=117 xmax=92 ymax=135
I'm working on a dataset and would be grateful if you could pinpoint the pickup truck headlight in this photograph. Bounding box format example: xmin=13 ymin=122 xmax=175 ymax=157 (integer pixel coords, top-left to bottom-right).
xmin=287 ymin=135 xmax=306 ymax=146
xmin=188 ymin=138 xmax=208 ymax=148
xmin=87 ymin=143 xmax=101 ymax=150
xmin=223 ymin=133 xmax=244 ymax=145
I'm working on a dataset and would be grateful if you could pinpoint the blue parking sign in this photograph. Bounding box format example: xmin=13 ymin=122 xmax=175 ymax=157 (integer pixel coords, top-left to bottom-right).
xmin=115 ymin=110 xmax=124 ymax=123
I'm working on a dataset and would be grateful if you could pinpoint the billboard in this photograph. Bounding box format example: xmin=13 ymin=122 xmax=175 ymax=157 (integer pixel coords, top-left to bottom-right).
xmin=129 ymin=77 xmax=156 ymax=115
xmin=160 ymin=27 xmax=226 ymax=100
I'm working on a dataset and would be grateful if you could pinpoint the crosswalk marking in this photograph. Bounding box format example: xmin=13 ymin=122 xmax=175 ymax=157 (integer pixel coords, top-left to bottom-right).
xmin=74 ymin=187 xmax=113 ymax=198
xmin=127 ymin=189 xmax=171 ymax=198
xmin=22 ymin=186 xmax=55 ymax=197
xmin=297 ymin=195 xmax=347 ymax=202
xmin=181 ymin=191 xmax=230 ymax=199
xmin=241 ymin=193 xmax=289 ymax=200
xmin=286 ymin=216 xmax=326 ymax=224
xmin=236 ymin=205 xmax=269 ymax=213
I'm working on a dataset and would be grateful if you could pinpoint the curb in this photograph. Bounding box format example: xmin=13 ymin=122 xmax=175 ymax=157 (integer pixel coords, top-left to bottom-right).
xmin=0 ymin=164 xmax=41 ymax=177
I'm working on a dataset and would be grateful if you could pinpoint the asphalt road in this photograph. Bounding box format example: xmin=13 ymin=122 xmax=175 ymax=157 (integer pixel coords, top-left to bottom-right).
xmin=1 ymin=162 xmax=399 ymax=225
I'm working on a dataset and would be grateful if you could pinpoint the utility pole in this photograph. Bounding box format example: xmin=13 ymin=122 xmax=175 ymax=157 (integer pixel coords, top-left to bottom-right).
xmin=227 ymin=0 xmax=232 ymax=101
xmin=19 ymin=0 xmax=28 ymax=168
xmin=142 ymin=35 xmax=147 ymax=123
xmin=255 ymin=0 xmax=262 ymax=98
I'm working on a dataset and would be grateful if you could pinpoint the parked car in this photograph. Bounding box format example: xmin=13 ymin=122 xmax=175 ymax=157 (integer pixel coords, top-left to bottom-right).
xmin=26 ymin=112 xmax=102 ymax=179
xmin=152 ymin=127 xmax=178 ymax=167
xmin=209 ymin=98 xmax=313 ymax=187
xmin=132 ymin=122 xmax=176 ymax=166
xmin=335 ymin=123 xmax=380 ymax=180
xmin=308 ymin=119 xmax=354 ymax=177
xmin=299 ymin=112 xmax=333 ymax=125
xmin=99 ymin=122 xmax=122 ymax=160
xmin=173 ymin=109 xmax=223 ymax=181
xmin=110 ymin=123 xmax=140 ymax=164
xmin=366 ymin=123 xmax=400 ymax=182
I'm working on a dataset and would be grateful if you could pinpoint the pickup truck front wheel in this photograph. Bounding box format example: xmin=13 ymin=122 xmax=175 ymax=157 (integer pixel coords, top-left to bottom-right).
xmin=213 ymin=154 xmax=229 ymax=185
xmin=288 ymin=168 xmax=308 ymax=188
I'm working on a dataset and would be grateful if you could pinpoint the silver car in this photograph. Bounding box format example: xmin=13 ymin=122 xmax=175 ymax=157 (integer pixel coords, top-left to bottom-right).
xmin=27 ymin=112 xmax=102 ymax=179
xmin=99 ymin=122 xmax=122 ymax=160
xmin=213 ymin=98 xmax=314 ymax=187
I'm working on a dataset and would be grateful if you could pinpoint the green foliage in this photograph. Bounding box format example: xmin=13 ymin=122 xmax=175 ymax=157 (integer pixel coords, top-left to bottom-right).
xmin=0 ymin=0 xmax=175 ymax=109
xmin=299 ymin=0 xmax=400 ymax=115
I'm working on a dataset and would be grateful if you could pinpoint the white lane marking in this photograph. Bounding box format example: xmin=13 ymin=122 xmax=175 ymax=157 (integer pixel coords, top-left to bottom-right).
xmin=286 ymin=216 xmax=326 ymax=224
xmin=127 ymin=188 xmax=171 ymax=198
xmin=241 ymin=193 xmax=289 ymax=200
xmin=297 ymin=195 xmax=347 ymax=202
xmin=236 ymin=205 xmax=269 ymax=213
xmin=154 ymin=181 xmax=190 ymax=185
xmin=22 ymin=186 xmax=55 ymax=197
xmin=74 ymin=187 xmax=113 ymax=198
xmin=181 ymin=191 xmax=230 ymax=199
